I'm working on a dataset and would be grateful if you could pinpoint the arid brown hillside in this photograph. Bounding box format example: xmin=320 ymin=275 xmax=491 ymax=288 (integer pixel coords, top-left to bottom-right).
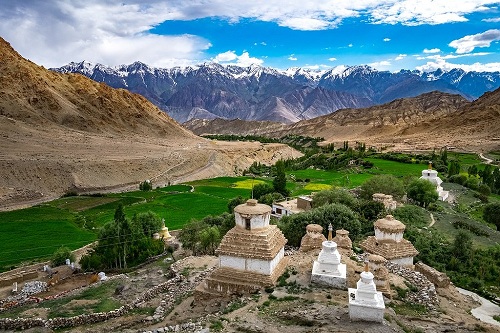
xmin=189 ymin=90 xmax=500 ymax=152
xmin=0 ymin=38 xmax=301 ymax=209
xmin=184 ymin=118 xmax=287 ymax=136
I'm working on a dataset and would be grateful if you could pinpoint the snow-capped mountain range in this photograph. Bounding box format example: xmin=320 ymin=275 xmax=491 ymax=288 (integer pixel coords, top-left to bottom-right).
xmin=52 ymin=61 xmax=500 ymax=124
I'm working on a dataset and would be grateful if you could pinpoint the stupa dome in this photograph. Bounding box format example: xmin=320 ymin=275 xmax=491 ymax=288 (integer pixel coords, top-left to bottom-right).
xmin=234 ymin=199 xmax=271 ymax=215
xmin=374 ymin=215 xmax=405 ymax=233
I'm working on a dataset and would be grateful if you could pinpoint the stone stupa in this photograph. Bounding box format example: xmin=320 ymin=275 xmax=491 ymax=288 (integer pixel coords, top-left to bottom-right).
xmin=310 ymin=224 xmax=346 ymax=289
xmin=348 ymin=261 xmax=385 ymax=322
xmin=196 ymin=199 xmax=288 ymax=298
xmin=300 ymin=224 xmax=326 ymax=252
xmin=360 ymin=215 xmax=418 ymax=267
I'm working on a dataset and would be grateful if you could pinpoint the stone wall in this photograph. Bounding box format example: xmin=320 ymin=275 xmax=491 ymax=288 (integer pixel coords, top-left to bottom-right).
xmin=415 ymin=262 xmax=450 ymax=288
xmin=0 ymin=267 xmax=184 ymax=330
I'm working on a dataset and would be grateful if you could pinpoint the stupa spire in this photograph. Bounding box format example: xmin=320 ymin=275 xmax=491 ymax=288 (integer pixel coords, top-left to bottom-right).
xmin=328 ymin=223 xmax=333 ymax=241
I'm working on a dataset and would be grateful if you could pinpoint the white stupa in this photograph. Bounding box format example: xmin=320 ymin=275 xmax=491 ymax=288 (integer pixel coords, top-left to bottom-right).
xmin=348 ymin=262 xmax=385 ymax=323
xmin=310 ymin=224 xmax=347 ymax=289
xmin=420 ymin=162 xmax=449 ymax=201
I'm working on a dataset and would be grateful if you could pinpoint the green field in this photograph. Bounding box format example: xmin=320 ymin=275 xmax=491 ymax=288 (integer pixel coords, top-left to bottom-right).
xmin=0 ymin=154 xmax=497 ymax=271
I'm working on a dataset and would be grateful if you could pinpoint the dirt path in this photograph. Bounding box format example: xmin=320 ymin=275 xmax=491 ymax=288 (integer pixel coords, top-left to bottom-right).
xmin=479 ymin=152 xmax=493 ymax=164
xmin=457 ymin=287 xmax=500 ymax=327
xmin=429 ymin=212 xmax=436 ymax=227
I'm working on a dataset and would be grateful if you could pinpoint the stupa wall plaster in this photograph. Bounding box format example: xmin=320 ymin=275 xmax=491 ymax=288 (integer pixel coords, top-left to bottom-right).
xmin=219 ymin=248 xmax=285 ymax=275
xmin=374 ymin=229 xmax=403 ymax=242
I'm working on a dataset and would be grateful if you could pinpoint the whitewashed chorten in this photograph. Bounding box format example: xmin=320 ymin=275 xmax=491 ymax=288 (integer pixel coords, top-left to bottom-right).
xmin=420 ymin=162 xmax=449 ymax=201
xmin=197 ymin=199 xmax=288 ymax=297
xmin=348 ymin=262 xmax=385 ymax=322
xmin=310 ymin=224 xmax=347 ymax=289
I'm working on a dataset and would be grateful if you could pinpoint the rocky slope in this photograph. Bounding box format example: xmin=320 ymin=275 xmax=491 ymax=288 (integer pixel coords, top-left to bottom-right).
xmin=184 ymin=90 xmax=500 ymax=152
xmin=0 ymin=37 xmax=301 ymax=209
xmin=53 ymin=61 xmax=500 ymax=124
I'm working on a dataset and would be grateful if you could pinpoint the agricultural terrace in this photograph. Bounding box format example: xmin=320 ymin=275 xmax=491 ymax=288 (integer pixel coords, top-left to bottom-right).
xmin=0 ymin=152 xmax=494 ymax=272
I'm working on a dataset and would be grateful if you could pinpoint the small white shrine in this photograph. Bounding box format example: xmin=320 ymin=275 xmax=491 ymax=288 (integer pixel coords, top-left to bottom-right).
xmin=310 ymin=224 xmax=346 ymax=289
xmin=197 ymin=199 xmax=288 ymax=297
xmin=420 ymin=162 xmax=449 ymax=201
xmin=348 ymin=262 xmax=385 ymax=323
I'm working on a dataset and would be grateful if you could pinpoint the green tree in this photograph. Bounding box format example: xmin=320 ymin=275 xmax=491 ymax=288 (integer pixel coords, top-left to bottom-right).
xmin=279 ymin=203 xmax=360 ymax=247
xmin=273 ymin=160 xmax=289 ymax=196
xmin=228 ymin=196 xmax=247 ymax=213
xmin=448 ymin=160 xmax=461 ymax=176
xmin=131 ymin=211 xmax=163 ymax=237
xmin=359 ymin=174 xmax=405 ymax=201
xmin=392 ymin=205 xmax=430 ymax=228
xmin=51 ymin=246 xmax=76 ymax=267
xmin=259 ymin=192 xmax=285 ymax=206
xmin=468 ymin=165 xmax=478 ymax=177
xmin=312 ymin=188 xmax=358 ymax=210
xmin=252 ymin=183 xmax=274 ymax=200
xmin=483 ymin=202 xmax=500 ymax=229
xmin=407 ymin=179 xmax=439 ymax=208
xmin=199 ymin=226 xmax=221 ymax=254
xmin=139 ymin=180 xmax=152 ymax=191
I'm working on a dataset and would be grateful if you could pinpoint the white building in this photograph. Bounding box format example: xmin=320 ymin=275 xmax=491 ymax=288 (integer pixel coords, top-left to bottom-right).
xmin=272 ymin=195 xmax=313 ymax=218
xmin=420 ymin=163 xmax=449 ymax=201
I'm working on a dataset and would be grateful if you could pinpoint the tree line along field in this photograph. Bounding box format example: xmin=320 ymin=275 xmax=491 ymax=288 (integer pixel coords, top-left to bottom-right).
xmin=0 ymin=152 xmax=495 ymax=272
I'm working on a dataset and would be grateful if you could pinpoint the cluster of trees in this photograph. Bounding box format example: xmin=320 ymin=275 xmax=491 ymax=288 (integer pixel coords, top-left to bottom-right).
xmin=178 ymin=213 xmax=234 ymax=255
xmin=80 ymin=205 xmax=164 ymax=271
xmin=279 ymin=188 xmax=386 ymax=246
xmin=449 ymin=164 xmax=500 ymax=197
xmin=202 ymin=134 xmax=324 ymax=154
xmin=139 ymin=180 xmax=153 ymax=191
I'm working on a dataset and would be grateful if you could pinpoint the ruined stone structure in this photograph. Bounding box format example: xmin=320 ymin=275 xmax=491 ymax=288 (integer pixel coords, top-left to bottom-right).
xmin=300 ymin=224 xmax=326 ymax=252
xmin=310 ymin=224 xmax=347 ymax=289
xmin=332 ymin=229 xmax=352 ymax=255
xmin=368 ymin=254 xmax=391 ymax=297
xmin=415 ymin=262 xmax=450 ymax=288
xmin=198 ymin=199 xmax=288 ymax=296
xmin=420 ymin=163 xmax=449 ymax=201
xmin=348 ymin=263 xmax=385 ymax=323
xmin=360 ymin=215 xmax=418 ymax=267
xmin=372 ymin=193 xmax=397 ymax=211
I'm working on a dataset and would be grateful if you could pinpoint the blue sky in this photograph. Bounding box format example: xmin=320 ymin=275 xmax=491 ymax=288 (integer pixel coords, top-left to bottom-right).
xmin=1 ymin=1 xmax=500 ymax=72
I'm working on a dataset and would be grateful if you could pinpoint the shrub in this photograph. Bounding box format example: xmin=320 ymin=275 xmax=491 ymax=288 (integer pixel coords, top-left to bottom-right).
xmin=483 ymin=202 xmax=500 ymax=229
xmin=51 ymin=246 xmax=76 ymax=267
xmin=407 ymin=179 xmax=438 ymax=208
xmin=359 ymin=174 xmax=405 ymax=200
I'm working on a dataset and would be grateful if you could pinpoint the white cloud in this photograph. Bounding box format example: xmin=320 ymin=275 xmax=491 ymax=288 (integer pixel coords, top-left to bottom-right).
xmin=348 ymin=43 xmax=353 ymax=48
xmin=449 ymin=29 xmax=500 ymax=54
xmin=328 ymin=57 xmax=337 ymax=61
xmin=482 ymin=17 xmax=500 ymax=22
xmin=423 ymin=48 xmax=441 ymax=54
xmin=213 ymin=51 xmax=263 ymax=66
xmin=418 ymin=52 xmax=490 ymax=60
xmin=370 ymin=0 xmax=499 ymax=26
xmin=0 ymin=1 xmax=211 ymax=67
xmin=395 ymin=54 xmax=407 ymax=61
xmin=383 ymin=38 xmax=391 ymax=42
xmin=214 ymin=51 xmax=238 ymax=62
xmin=369 ymin=60 xmax=391 ymax=69
xmin=416 ymin=58 xmax=500 ymax=72
xmin=2 ymin=1 xmax=500 ymax=68
xmin=288 ymin=55 xmax=298 ymax=61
